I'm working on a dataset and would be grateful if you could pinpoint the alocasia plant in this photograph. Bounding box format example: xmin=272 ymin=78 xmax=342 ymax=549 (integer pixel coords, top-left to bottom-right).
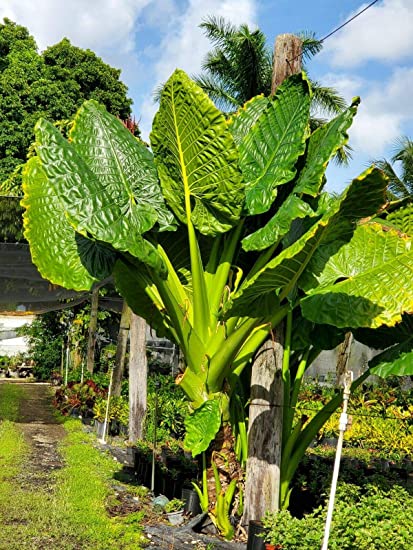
xmin=21 ymin=69 xmax=413 ymax=531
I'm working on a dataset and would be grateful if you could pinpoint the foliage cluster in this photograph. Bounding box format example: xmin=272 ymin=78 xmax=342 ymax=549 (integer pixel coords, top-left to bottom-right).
xmin=17 ymin=311 xmax=63 ymax=380
xmin=0 ymin=18 xmax=132 ymax=190
xmin=296 ymin=379 xmax=413 ymax=462
xmin=262 ymin=481 xmax=413 ymax=549
xmin=93 ymin=394 xmax=129 ymax=426
xmin=145 ymin=373 xmax=189 ymax=444
xmin=53 ymin=380 xmax=107 ymax=417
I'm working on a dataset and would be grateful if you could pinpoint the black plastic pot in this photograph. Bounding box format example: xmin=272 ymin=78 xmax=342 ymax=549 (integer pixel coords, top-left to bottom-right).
xmin=181 ymin=487 xmax=201 ymax=515
xmin=246 ymin=520 xmax=267 ymax=550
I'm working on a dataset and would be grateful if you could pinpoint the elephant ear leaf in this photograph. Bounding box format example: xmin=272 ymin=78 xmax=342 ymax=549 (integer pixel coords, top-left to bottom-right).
xmin=151 ymin=69 xmax=244 ymax=236
xmin=70 ymin=100 xmax=175 ymax=233
xmin=226 ymin=167 xmax=387 ymax=318
xmin=301 ymin=223 xmax=413 ymax=328
xmin=183 ymin=399 xmax=221 ymax=457
xmin=228 ymin=95 xmax=269 ymax=146
xmin=240 ymin=72 xmax=311 ymax=215
xmin=369 ymin=335 xmax=413 ymax=378
xmin=294 ymin=98 xmax=360 ymax=197
xmin=34 ymin=118 xmax=166 ymax=275
xmin=242 ymin=194 xmax=314 ymax=251
xmin=21 ymin=157 xmax=97 ymax=290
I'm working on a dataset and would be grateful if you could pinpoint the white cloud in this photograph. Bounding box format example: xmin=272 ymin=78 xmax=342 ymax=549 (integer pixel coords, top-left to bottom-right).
xmin=139 ymin=0 xmax=257 ymax=137
xmin=0 ymin=0 xmax=151 ymax=52
xmin=322 ymin=0 xmax=413 ymax=68
xmin=325 ymin=67 xmax=413 ymax=157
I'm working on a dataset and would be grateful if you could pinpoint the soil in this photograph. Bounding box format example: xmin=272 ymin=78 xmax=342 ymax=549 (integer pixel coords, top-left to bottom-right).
xmin=16 ymin=383 xmax=66 ymax=489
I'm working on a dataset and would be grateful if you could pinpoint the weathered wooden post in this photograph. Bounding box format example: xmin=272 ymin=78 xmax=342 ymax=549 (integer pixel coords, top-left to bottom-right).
xmin=243 ymin=33 xmax=302 ymax=527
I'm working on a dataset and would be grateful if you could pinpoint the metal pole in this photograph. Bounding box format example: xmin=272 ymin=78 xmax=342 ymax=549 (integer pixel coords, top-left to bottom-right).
xmin=64 ymin=343 xmax=70 ymax=386
xmin=80 ymin=360 xmax=84 ymax=384
xmin=151 ymin=381 xmax=159 ymax=493
xmin=321 ymin=371 xmax=353 ymax=550
xmin=99 ymin=367 xmax=114 ymax=445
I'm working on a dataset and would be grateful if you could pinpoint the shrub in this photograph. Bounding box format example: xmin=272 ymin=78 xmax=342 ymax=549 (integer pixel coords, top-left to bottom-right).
xmin=263 ymin=482 xmax=413 ymax=549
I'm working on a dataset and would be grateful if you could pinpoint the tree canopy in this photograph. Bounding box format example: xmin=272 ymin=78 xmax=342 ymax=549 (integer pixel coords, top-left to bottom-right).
xmin=0 ymin=18 xmax=132 ymax=192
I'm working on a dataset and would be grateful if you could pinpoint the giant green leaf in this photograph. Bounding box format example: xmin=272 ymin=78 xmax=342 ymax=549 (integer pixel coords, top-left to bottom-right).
xmin=70 ymin=100 xmax=175 ymax=233
xmin=294 ymin=98 xmax=359 ymax=197
xmin=242 ymin=194 xmax=314 ymax=251
xmin=150 ymin=69 xmax=244 ymax=236
xmin=227 ymin=95 xmax=269 ymax=146
xmin=240 ymin=73 xmax=311 ymax=215
xmin=21 ymin=157 xmax=97 ymax=290
xmin=183 ymin=399 xmax=221 ymax=457
xmin=301 ymin=223 xmax=413 ymax=328
xmin=369 ymin=337 xmax=413 ymax=378
xmin=34 ymin=119 xmax=166 ymax=275
xmin=355 ymin=313 xmax=413 ymax=349
xmin=226 ymin=168 xmax=387 ymax=318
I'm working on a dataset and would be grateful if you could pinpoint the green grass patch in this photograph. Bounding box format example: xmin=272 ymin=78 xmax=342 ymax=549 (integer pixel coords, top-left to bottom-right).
xmin=0 ymin=397 xmax=145 ymax=548
xmin=0 ymin=383 xmax=27 ymax=421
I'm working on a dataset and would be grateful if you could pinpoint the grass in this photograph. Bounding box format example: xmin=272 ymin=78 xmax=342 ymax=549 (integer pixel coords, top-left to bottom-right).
xmin=0 ymin=383 xmax=27 ymax=420
xmin=0 ymin=385 xmax=146 ymax=549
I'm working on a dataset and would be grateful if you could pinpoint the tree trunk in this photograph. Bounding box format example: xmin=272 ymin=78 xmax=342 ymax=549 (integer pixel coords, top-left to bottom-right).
xmin=86 ymin=287 xmax=99 ymax=374
xmin=128 ymin=313 xmax=147 ymax=442
xmin=243 ymin=34 xmax=302 ymax=527
xmin=243 ymin=330 xmax=284 ymax=525
xmin=112 ymin=301 xmax=131 ymax=397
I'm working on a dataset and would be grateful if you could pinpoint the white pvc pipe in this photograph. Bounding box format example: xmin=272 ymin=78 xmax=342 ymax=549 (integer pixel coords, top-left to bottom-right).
xmin=321 ymin=371 xmax=353 ymax=550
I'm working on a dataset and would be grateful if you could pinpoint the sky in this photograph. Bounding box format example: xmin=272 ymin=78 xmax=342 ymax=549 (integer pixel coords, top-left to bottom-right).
xmin=1 ymin=0 xmax=412 ymax=193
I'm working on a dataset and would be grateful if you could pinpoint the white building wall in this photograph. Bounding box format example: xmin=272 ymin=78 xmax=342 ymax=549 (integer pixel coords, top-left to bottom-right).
xmin=0 ymin=315 xmax=35 ymax=356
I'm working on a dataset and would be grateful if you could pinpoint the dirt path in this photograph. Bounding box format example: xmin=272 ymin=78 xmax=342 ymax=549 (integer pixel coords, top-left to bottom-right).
xmin=16 ymin=383 xmax=66 ymax=489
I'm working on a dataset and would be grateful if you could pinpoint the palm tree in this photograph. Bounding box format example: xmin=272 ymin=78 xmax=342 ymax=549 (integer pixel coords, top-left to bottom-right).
xmin=373 ymin=136 xmax=413 ymax=200
xmin=194 ymin=16 xmax=347 ymax=120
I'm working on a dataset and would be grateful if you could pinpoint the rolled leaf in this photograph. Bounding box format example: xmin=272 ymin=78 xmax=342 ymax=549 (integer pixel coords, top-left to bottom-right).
xmin=21 ymin=157 xmax=97 ymax=290
xmin=301 ymin=223 xmax=413 ymax=328
xmin=70 ymin=100 xmax=175 ymax=233
xmin=34 ymin=119 xmax=166 ymax=275
xmin=151 ymin=69 xmax=244 ymax=236
xmin=240 ymin=73 xmax=311 ymax=215
xmin=183 ymin=399 xmax=221 ymax=456
xmin=294 ymin=98 xmax=360 ymax=197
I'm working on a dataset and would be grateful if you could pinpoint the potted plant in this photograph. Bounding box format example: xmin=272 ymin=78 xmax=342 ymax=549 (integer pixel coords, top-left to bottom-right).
xmin=164 ymin=498 xmax=185 ymax=525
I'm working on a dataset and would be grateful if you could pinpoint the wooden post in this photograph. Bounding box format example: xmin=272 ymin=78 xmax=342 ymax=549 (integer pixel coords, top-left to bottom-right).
xmin=86 ymin=287 xmax=99 ymax=373
xmin=128 ymin=313 xmax=147 ymax=442
xmin=111 ymin=301 xmax=131 ymax=397
xmin=243 ymin=33 xmax=302 ymax=527
xmin=271 ymin=34 xmax=302 ymax=94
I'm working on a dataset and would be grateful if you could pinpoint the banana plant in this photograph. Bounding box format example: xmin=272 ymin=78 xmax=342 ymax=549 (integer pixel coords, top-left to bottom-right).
xmin=21 ymin=69 xmax=413 ymax=530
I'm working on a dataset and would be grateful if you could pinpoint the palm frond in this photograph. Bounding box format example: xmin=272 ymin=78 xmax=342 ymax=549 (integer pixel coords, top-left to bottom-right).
xmin=297 ymin=31 xmax=323 ymax=61
xmin=192 ymin=74 xmax=239 ymax=112
xmin=309 ymin=78 xmax=347 ymax=115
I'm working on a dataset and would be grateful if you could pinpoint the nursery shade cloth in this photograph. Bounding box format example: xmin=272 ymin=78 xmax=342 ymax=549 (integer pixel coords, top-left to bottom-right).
xmin=0 ymin=242 xmax=90 ymax=315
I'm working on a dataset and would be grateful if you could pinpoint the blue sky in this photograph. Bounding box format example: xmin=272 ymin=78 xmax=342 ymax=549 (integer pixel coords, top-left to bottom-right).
xmin=1 ymin=0 xmax=412 ymax=193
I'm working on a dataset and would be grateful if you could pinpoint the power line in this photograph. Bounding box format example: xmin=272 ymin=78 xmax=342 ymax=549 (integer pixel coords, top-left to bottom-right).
xmin=319 ymin=0 xmax=381 ymax=43
xmin=287 ymin=0 xmax=381 ymax=64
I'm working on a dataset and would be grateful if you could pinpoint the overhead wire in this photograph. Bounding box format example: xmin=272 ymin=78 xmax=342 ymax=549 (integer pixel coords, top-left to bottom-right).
xmin=287 ymin=0 xmax=381 ymax=64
